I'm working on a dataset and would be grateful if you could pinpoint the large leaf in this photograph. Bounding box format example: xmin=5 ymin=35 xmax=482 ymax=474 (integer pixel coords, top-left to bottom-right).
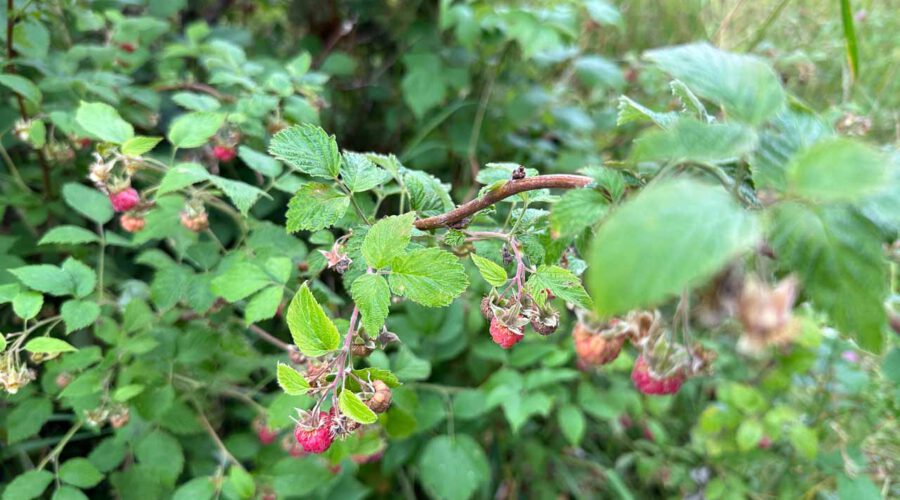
xmin=285 ymin=183 xmax=349 ymax=232
xmin=268 ymin=124 xmax=341 ymax=179
xmin=62 ymin=183 xmax=114 ymax=225
xmin=350 ymin=273 xmax=391 ymax=336
xmin=588 ymin=179 xmax=760 ymax=316
xmin=631 ymin=118 xmax=757 ymax=164
xmin=211 ymin=262 xmax=272 ymax=302
xmin=286 ymin=283 xmax=342 ymax=357
xmin=786 ymin=137 xmax=888 ymax=202
xmin=361 ymin=212 xmax=415 ymax=268
xmin=645 ymin=43 xmax=785 ymax=125
xmin=389 ymin=248 xmax=468 ymax=307
xmin=10 ymin=264 xmax=72 ymax=296
xmin=167 ymin=112 xmax=226 ymax=148
xmin=39 ymin=225 xmax=99 ymax=245
xmin=75 ymin=101 xmax=134 ymax=144
xmin=0 ymin=74 xmax=41 ymax=105
xmin=750 ymin=110 xmax=833 ymax=192
xmin=418 ymin=435 xmax=489 ymax=500
xmin=768 ymin=203 xmax=887 ymax=352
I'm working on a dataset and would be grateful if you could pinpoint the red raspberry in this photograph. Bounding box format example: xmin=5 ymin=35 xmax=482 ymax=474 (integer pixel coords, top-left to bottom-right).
xmin=294 ymin=416 xmax=334 ymax=454
xmin=253 ymin=417 xmax=278 ymax=445
xmin=213 ymin=145 xmax=236 ymax=162
xmin=109 ymin=187 xmax=140 ymax=212
xmin=758 ymin=436 xmax=772 ymax=449
xmin=489 ymin=317 xmax=522 ymax=349
xmin=119 ymin=214 xmax=145 ymax=233
xmin=631 ymin=355 xmax=685 ymax=395
xmin=118 ymin=42 xmax=136 ymax=53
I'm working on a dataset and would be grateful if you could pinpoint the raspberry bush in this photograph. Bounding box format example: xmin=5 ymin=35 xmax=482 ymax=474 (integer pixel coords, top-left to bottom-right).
xmin=1 ymin=2 xmax=898 ymax=499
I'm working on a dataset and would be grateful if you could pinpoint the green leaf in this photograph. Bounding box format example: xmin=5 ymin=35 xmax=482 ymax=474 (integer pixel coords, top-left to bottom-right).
xmin=418 ymin=435 xmax=489 ymax=500
xmin=768 ymin=203 xmax=887 ymax=353
xmin=617 ymin=95 xmax=677 ymax=128
xmin=588 ymin=179 xmax=760 ymax=316
xmin=238 ymin=145 xmax=282 ymax=177
xmin=0 ymin=74 xmax=41 ymax=105
xmin=212 ymin=262 xmax=272 ymax=302
xmin=113 ymin=384 xmax=145 ymax=402
xmin=350 ymin=273 xmax=391 ymax=336
xmin=168 ymin=112 xmax=226 ymax=148
xmin=736 ymin=420 xmax=764 ymax=451
xmin=786 ymin=138 xmax=888 ymax=202
xmin=788 ymin=425 xmax=818 ymax=460
xmin=526 ymin=265 xmax=593 ymax=309
xmin=24 ymin=337 xmax=77 ymax=354
xmin=172 ymin=92 xmax=221 ymax=112
xmin=750 ymin=110 xmax=833 ymax=192
xmin=2 ymin=470 xmax=53 ymax=500
xmin=27 ymin=119 xmax=46 ymax=148
xmin=362 ymin=212 xmax=415 ymax=268
xmin=286 ymin=283 xmax=341 ymax=357
xmin=285 ymin=183 xmax=349 ymax=232
xmin=10 ymin=265 xmax=72 ymax=296
xmin=173 ymin=477 xmax=217 ymax=500
xmin=157 ymin=163 xmax=210 ymax=195
xmin=52 ymin=486 xmax=88 ymax=500
xmin=59 ymin=458 xmax=104 ymax=488
xmin=339 ymin=389 xmax=378 ymax=424
xmin=470 ymin=253 xmax=507 ymax=287
xmin=276 ymin=362 xmax=310 ymax=395
xmin=645 ymin=43 xmax=785 ymax=125
xmin=61 ymin=299 xmax=101 ymax=333
xmin=558 ymin=404 xmax=586 ymax=446
xmin=13 ymin=291 xmax=43 ymax=320
xmin=228 ymin=466 xmax=255 ymax=499
xmin=341 ymin=151 xmax=391 ymax=192
xmin=392 ymin=346 xmax=432 ymax=381
xmin=550 ymin=188 xmax=608 ymax=238
xmin=209 ymin=175 xmax=268 ymax=215
xmin=268 ymin=124 xmax=341 ymax=179
xmin=62 ymin=258 xmax=97 ymax=298
xmin=6 ymin=398 xmax=52 ymax=443
xmin=75 ymin=101 xmax=134 ymax=144
xmin=121 ymin=136 xmax=163 ymax=156
xmin=389 ymin=248 xmax=468 ymax=307
xmin=62 ymin=183 xmax=114 ymax=225
xmin=402 ymin=53 xmax=447 ymax=118
xmin=837 ymin=474 xmax=881 ymax=500
xmin=39 ymin=226 xmax=99 ymax=245
xmin=245 ymin=286 xmax=283 ymax=324
xmin=135 ymin=430 xmax=184 ymax=486
xmin=632 ymin=118 xmax=757 ymax=164
xmin=0 ymin=336 xmax=5 ymax=352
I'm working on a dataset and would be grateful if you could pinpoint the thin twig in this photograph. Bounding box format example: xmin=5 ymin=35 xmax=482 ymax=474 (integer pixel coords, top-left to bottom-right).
xmin=193 ymin=402 xmax=241 ymax=466
xmin=36 ymin=421 xmax=83 ymax=470
xmin=248 ymin=324 xmax=292 ymax=352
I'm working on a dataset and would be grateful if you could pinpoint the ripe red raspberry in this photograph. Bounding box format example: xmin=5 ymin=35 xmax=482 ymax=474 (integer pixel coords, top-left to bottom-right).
xmin=253 ymin=417 xmax=278 ymax=445
xmin=294 ymin=416 xmax=334 ymax=454
xmin=120 ymin=214 xmax=145 ymax=233
xmin=490 ymin=317 xmax=523 ymax=349
xmin=631 ymin=355 xmax=685 ymax=395
xmin=119 ymin=42 xmax=136 ymax=53
xmin=109 ymin=187 xmax=139 ymax=212
xmin=758 ymin=436 xmax=773 ymax=449
xmin=213 ymin=145 xmax=236 ymax=162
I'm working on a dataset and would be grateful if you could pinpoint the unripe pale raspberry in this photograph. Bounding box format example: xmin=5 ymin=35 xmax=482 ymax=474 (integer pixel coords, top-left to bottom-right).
xmin=490 ymin=317 xmax=522 ymax=349
xmin=253 ymin=417 xmax=278 ymax=445
xmin=213 ymin=145 xmax=236 ymax=161
xmin=366 ymin=380 xmax=392 ymax=414
xmin=120 ymin=214 xmax=145 ymax=233
xmin=294 ymin=419 xmax=334 ymax=454
xmin=631 ymin=355 xmax=685 ymax=395
xmin=109 ymin=187 xmax=140 ymax=212
xmin=572 ymin=321 xmax=624 ymax=366
xmin=180 ymin=211 xmax=209 ymax=232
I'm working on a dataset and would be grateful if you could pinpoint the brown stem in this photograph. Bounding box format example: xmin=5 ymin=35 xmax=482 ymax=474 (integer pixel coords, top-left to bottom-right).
xmin=153 ymin=82 xmax=235 ymax=102
xmin=248 ymin=324 xmax=292 ymax=352
xmin=6 ymin=0 xmax=52 ymax=198
xmin=414 ymin=174 xmax=592 ymax=230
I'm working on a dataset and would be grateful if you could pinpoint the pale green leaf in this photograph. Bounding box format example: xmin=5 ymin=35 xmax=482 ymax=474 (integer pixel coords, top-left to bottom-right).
xmin=588 ymin=179 xmax=760 ymax=316
xmin=362 ymin=212 xmax=415 ymax=268
xmin=788 ymin=425 xmax=818 ymax=460
xmin=62 ymin=182 xmax=114 ymax=224
xmin=617 ymin=95 xmax=677 ymax=128
xmin=208 ymin=175 xmax=268 ymax=215
xmin=113 ymin=384 xmax=145 ymax=402
xmin=341 ymin=151 xmax=392 ymax=192
xmin=550 ymin=188 xmax=608 ymax=238
xmin=167 ymin=112 xmax=226 ymax=148
xmin=418 ymin=435 xmax=489 ymax=500
xmin=786 ymin=137 xmax=888 ymax=202
xmin=389 ymin=248 xmax=468 ymax=307
xmin=469 ymin=253 xmax=507 ymax=287
xmin=245 ymin=286 xmax=283 ymax=324
xmin=339 ymin=389 xmax=378 ymax=424
xmin=350 ymin=273 xmax=391 ymax=336
xmin=286 ymin=283 xmax=341 ymax=357
xmin=121 ymin=136 xmax=163 ymax=156
xmin=228 ymin=466 xmax=255 ymax=500
xmin=157 ymin=163 xmax=210 ymax=195
xmin=39 ymin=226 xmax=99 ymax=245
xmin=632 ymin=118 xmax=757 ymax=164
xmin=172 ymin=91 xmax=221 ymax=112
xmin=24 ymin=337 xmax=77 ymax=354
xmin=173 ymin=477 xmax=216 ymax=500
xmin=526 ymin=265 xmax=593 ymax=309
xmin=268 ymin=124 xmax=341 ymax=179
xmin=276 ymin=362 xmax=310 ymax=395
xmin=211 ymin=262 xmax=272 ymax=302
xmin=75 ymin=101 xmax=134 ymax=144
xmin=285 ymin=183 xmax=349 ymax=232
xmin=238 ymin=145 xmax=282 ymax=177
xmin=736 ymin=420 xmax=764 ymax=451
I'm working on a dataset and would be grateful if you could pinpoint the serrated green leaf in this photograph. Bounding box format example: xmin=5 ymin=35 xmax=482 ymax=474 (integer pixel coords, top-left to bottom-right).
xmin=268 ymin=124 xmax=341 ymax=179
xmin=121 ymin=136 xmax=163 ymax=156
xmin=786 ymin=137 xmax=888 ymax=202
xmin=350 ymin=273 xmax=391 ymax=336
xmin=526 ymin=265 xmax=592 ymax=309
xmin=285 ymin=183 xmax=349 ymax=232
xmin=209 ymin=175 xmax=268 ymax=215
xmin=75 ymin=101 xmax=134 ymax=144
xmin=62 ymin=182 xmax=114 ymax=224
xmin=362 ymin=212 xmax=415 ymax=268
xmin=286 ymin=283 xmax=341 ymax=357
xmin=617 ymin=95 xmax=677 ymax=128
xmin=135 ymin=430 xmax=184 ymax=486
xmin=62 ymin=258 xmax=96 ymax=298
xmin=588 ymin=179 xmax=760 ymax=316
xmin=339 ymin=389 xmax=378 ymax=424
xmin=13 ymin=291 xmax=43 ymax=320
xmin=2 ymin=470 xmax=53 ymax=500
xmin=238 ymin=145 xmax=282 ymax=177
xmin=61 ymin=299 xmax=101 ymax=333
xmin=245 ymin=286 xmax=283 ymax=324
xmin=470 ymin=253 xmax=507 ymax=287
xmin=341 ymin=151 xmax=392 ymax=192
xmin=550 ymin=189 xmax=608 ymax=238
xmin=645 ymin=43 xmax=786 ymax=125
xmin=212 ymin=262 xmax=272 ymax=302
xmin=157 ymin=163 xmax=210 ymax=195
xmin=10 ymin=264 xmax=72 ymax=296
xmin=228 ymin=466 xmax=255 ymax=499
xmin=389 ymin=248 xmax=468 ymax=307
xmin=276 ymin=362 xmax=310 ymax=395
xmin=750 ymin=110 xmax=833 ymax=192
xmin=168 ymin=112 xmax=226 ymax=148
xmin=6 ymin=398 xmax=52 ymax=443
xmin=0 ymin=74 xmax=41 ymax=105
xmin=24 ymin=337 xmax=77 ymax=354
xmin=59 ymin=458 xmax=104 ymax=488
xmin=39 ymin=226 xmax=99 ymax=245
xmin=632 ymin=118 xmax=757 ymax=164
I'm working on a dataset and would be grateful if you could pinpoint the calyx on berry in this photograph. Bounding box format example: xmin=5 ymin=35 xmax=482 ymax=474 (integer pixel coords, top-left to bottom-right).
xmin=488 ymin=300 xmax=528 ymax=349
xmin=293 ymin=410 xmax=335 ymax=454
xmin=522 ymin=297 xmax=560 ymax=336
xmin=736 ymin=275 xmax=800 ymax=354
